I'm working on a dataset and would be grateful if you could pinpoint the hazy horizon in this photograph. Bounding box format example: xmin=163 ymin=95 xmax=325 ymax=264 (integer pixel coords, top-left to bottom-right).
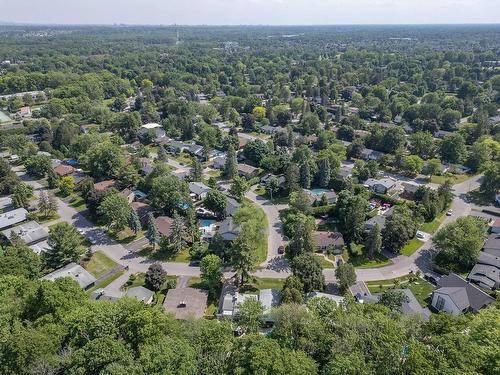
xmin=0 ymin=0 xmax=499 ymax=26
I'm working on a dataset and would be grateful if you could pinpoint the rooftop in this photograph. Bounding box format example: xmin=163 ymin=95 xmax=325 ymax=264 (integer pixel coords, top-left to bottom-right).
xmin=163 ymin=287 xmax=208 ymax=319
xmin=0 ymin=208 xmax=28 ymax=230
xmin=42 ymin=262 xmax=97 ymax=289
xmin=1 ymin=220 xmax=48 ymax=245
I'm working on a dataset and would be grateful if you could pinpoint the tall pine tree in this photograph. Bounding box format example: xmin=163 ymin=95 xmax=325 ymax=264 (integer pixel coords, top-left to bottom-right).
xmin=146 ymin=212 xmax=160 ymax=251
xmin=224 ymin=144 xmax=238 ymax=179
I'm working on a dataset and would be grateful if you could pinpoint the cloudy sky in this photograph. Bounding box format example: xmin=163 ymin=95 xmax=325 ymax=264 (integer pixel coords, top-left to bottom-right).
xmin=1 ymin=0 xmax=499 ymax=25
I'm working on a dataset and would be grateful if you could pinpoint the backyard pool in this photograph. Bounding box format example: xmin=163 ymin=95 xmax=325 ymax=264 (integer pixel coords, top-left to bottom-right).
xmin=200 ymin=219 xmax=216 ymax=228
xmin=310 ymin=188 xmax=330 ymax=196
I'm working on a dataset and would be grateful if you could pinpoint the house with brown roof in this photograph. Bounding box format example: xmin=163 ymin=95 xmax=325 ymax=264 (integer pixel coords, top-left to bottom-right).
xmin=237 ymin=163 xmax=259 ymax=179
xmin=131 ymin=202 xmax=155 ymax=226
xmin=17 ymin=106 xmax=31 ymax=118
xmin=313 ymin=231 xmax=345 ymax=254
xmin=93 ymin=180 xmax=117 ymax=192
xmin=53 ymin=164 xmax=75 ymax=177
xmin=155 ymin=216 xmax=174 ymax=237
xmin=120 ymin=188 xmax=135 ymax=204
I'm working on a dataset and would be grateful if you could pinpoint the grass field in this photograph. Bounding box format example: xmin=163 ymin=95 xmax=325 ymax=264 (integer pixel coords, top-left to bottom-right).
xmin=86 ymin=270 xmax=125 ymax=294
xmin=109 ymin=228 xmax=145 ymax=244
xmin=400 ymin=239 xmax=425 ymax=256
xmin=420 ymin=212 xmax=447 ymax=234
xmin=253 ymin=277 xmax=285 ymax=290
xmin=137 ymin=246 xmax=191 ymax=263
xmin=343 ymin=245 xmax=393 ymax=269
xmin=85 ymin=251 xmax=118 ymax=278
xmin=314 ymin=254 xmax=335 ymax=269
xmin=431 ymin=173 xmax=472 ymax=185
xmin=366 ymin=275 xmax=435 ymax=307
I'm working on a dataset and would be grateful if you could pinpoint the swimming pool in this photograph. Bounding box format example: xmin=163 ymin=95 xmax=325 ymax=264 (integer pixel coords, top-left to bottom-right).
xmin=199 ymin=219 xmax=216 ymax=228
xmin=310 ymin=188 xmax=330 ymax=196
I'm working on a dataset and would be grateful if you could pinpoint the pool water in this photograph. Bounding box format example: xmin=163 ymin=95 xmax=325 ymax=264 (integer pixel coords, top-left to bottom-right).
xmin=310 ymin=188 xmax=330 ymax=196
xmin=200 ymin=219 xmax=216 ymax=228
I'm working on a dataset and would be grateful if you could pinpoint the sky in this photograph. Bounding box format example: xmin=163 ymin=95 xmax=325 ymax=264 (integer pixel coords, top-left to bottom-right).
xmin=0 ymin=0 xmax=499 ymax=25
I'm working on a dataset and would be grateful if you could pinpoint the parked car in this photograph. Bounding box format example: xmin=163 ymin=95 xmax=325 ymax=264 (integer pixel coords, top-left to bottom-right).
xmin=446 ymin=209 xmax=453 ymax=216
xmin=278 ymin=245 xmax=285 ymax=255
xmin=416 ymin=231 xmax=425 ymax=239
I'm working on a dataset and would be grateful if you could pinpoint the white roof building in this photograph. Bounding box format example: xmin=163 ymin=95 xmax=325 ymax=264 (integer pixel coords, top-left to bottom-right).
xmin=141 ymin=123 xmax=161 ymax=129
xmin=42 ymin=262 xmax=97 ymax=290
xmin=0 ymin=208 xmax=28 ymax=230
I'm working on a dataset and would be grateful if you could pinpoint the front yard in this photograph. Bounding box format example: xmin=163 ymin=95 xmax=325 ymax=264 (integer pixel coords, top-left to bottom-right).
xmin=366 ymin=274 xmax=435 ymax=307
xmin=85 ymin=251 xmax=118 ymax=278
xmin=400 ymin=239 xmax=425 ymax=256
xmin=343 ymin=245 xmax=393 ymax=269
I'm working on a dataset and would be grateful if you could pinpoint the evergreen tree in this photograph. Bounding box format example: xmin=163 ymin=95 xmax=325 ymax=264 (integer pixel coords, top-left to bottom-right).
xmin=285 ymin=163 xmax=300 ymax=192
xmin=299 ymin=163 xmax=311 ymax=189
xmin=44 ymin=222 xmax=83 ymax=269
xmin=170 ymin=211 xmax=185 ymax=254
xmin=146 ymin=212 xmax=160 ymax=251
xmin=224 ymin=144 xmax=238 ymax=179
xmin=185 ymin=207 xmax=200 ymax=243
xmin=47 ymin=169 xmax=59 ymax=189
xmin=190 ymin=158 xmax=203 ymax=182
xmin=318 ymin=158 xmax=331 ymax=188
xmin=157 ymin=146 xmax=168 ymax=162
xmin=129 ymin=209 xmax=141 ymax=235
xmin=365 ymin=223 xmax=382 ymax=259
xmin=47 ymin=192 xmax=58 ymax=216
xmin=38 ymin=190 xmax=49 ymax=218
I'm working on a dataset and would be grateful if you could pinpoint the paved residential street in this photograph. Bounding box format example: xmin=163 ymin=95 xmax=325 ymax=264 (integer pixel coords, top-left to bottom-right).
xmin=17 ymin=169 xmax=490 ymax=286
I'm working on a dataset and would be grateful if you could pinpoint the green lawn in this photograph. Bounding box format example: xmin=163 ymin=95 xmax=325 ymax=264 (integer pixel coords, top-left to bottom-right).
xmin=137 ymin=246 xmax=191 ymax=263
xmin=171 ymin=152 xmax=193 ymax=166
xmin=366 ymin=275 xmax=435 ymax=307
xmin=400 ymin=239 xmax=425 ymax=256
xmin=420 ymin=212 xmax=446 ymax=234
xmin=30 ymin=212 xmax=61 ymax=224
xmin=431 ymin=173 xmax=472 ymax=185
xmin=86 ymin=270 xmax=125 ymax=295
xmin=342 ymin=246 xmax=393 ymax=269
xmin=85 ymin=251 xmax=118 ymax=278
xmin=254 ymin=187 xmax=289 ymax=205
xmin=314 ymin=254 xmax=335 ymax=269
xmin=69 ymin=196 xmax=86 ymax=211
xmin=254 ymin=277 xmax=285 ymax=290
xmin=109 ymin=228 xmax=145 ymax=244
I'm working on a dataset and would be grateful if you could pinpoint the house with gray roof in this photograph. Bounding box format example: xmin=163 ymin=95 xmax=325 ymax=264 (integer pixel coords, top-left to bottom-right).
xmin=431 ymin=273 xmax=494 ymax=315
xmin=226 ymin=197 xmax=241 ymax=217
xmin=361 ymin=148 xmax=385 ymax=161
xmin=218 ymin=217 xmax=242 ymax=241
xmin=364 ymin=206 xmax=394 ymax=232
xmin=42 ymin=262 xmax=97 ymax=290
xmin=467 ymin=250 xmax=500 ymax=290
xmin=483 ymin=234 xmax=500 ymax=257
xmin=364 ymin=178 xmax=396 ymax=194
xmin=0 ymin=197 xmax=13 ymax=212
xmin=189 ymin=181 xmax=212 ymax=200
xmin=1 ymin=221 xmax=49 ymax=245
xmin=126 ymin=286 xmax=155 ymax=304
xmin=0 ymin=208 xmax=28 ymax=231
xmin=362 ymin=289 xmax=431 ymax=321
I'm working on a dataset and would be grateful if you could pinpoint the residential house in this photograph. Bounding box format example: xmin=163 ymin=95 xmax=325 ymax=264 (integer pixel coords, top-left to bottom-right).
xmin=238 ymin=136 xmax=248 ymax=149
xmin=17 ymin=106 xmax=31 ymax=118
xmin=261 ymin=125 xmax=280 ymax=134
xmin=484 ymin=234 xmax=500 ymax=257
xmin=312 ymin=231 xmax=345 ymax=254
xmin=125 ymin=286 xmax=155 ymax=304
xmin=163 ymin=287 xmax=208 ymax=319
xmin=167 ymin=140 xmax=189 ymax=154
xmin=306 ymin=291 xmax=345 ymax=305
xmin=364 ymin=178 xmax=396 ymax=194
xmin=186 ymin=143 xmax=204 ymax=159
xmin=69 ymin=171 xmax=86 ymax=186
xmin=362 ymin=289 xmax=431 ymax=321
xmin=29 ymin=240 xmax=51 ymax=255
xmin=218 ymin=217 xmax=242 ymax=241
xmin=237 ymin=163 xmax=259 ymax=179
xmin=1 ymin=221 xmax=48 ymax=245
xmin=337 ymin=166 xmax=353 ymax=180
xmin=361 ymin=148 xmax=385 ymax=161
xmin=431 ymin=273 xmax=495 ymax=315
xmin=42 ymin=262 xmax=97 ymax=290
xmin=434 ymin=130 xmax=453 ymax=139
xmin=91 ymin=286 xmax=154 ymax=304
xmin=155 ymin=216 xmax=174 ymax=237
xmin=467 ymin=251 xmax=500 ymax=290
xmin=93 ymin=180 xmax=117 ymax=192
xmin=226 ymin=197 xmax=241 ymax=217
xmin=364 ymin=206 xmax=394 ymax=232
xmin=219 ymin=288 xmax=282 ymax=323
xmin=131 ymin=202 xmax=155 ymax=226
xmin=260 ymin=173 xmax=286 ymax=188
xmin=120 ymin=188 xmax=135 ymax=204
xmin=53 ymin=164 xmax=75 ymax=177
xmin=0 ymin=208 xmax=28 ymax=231
xmin=171 ymin=169 xmax=190 ymax=181
xmin=212 ymin=155 xmax=226 ymax=170
xmin=189 ymin=182 xmax=212 ymax=200
xmin=401 ymin=181 xmax=422 ymax=199
xmin=140 ymin=123 xmax=161 ymax=130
